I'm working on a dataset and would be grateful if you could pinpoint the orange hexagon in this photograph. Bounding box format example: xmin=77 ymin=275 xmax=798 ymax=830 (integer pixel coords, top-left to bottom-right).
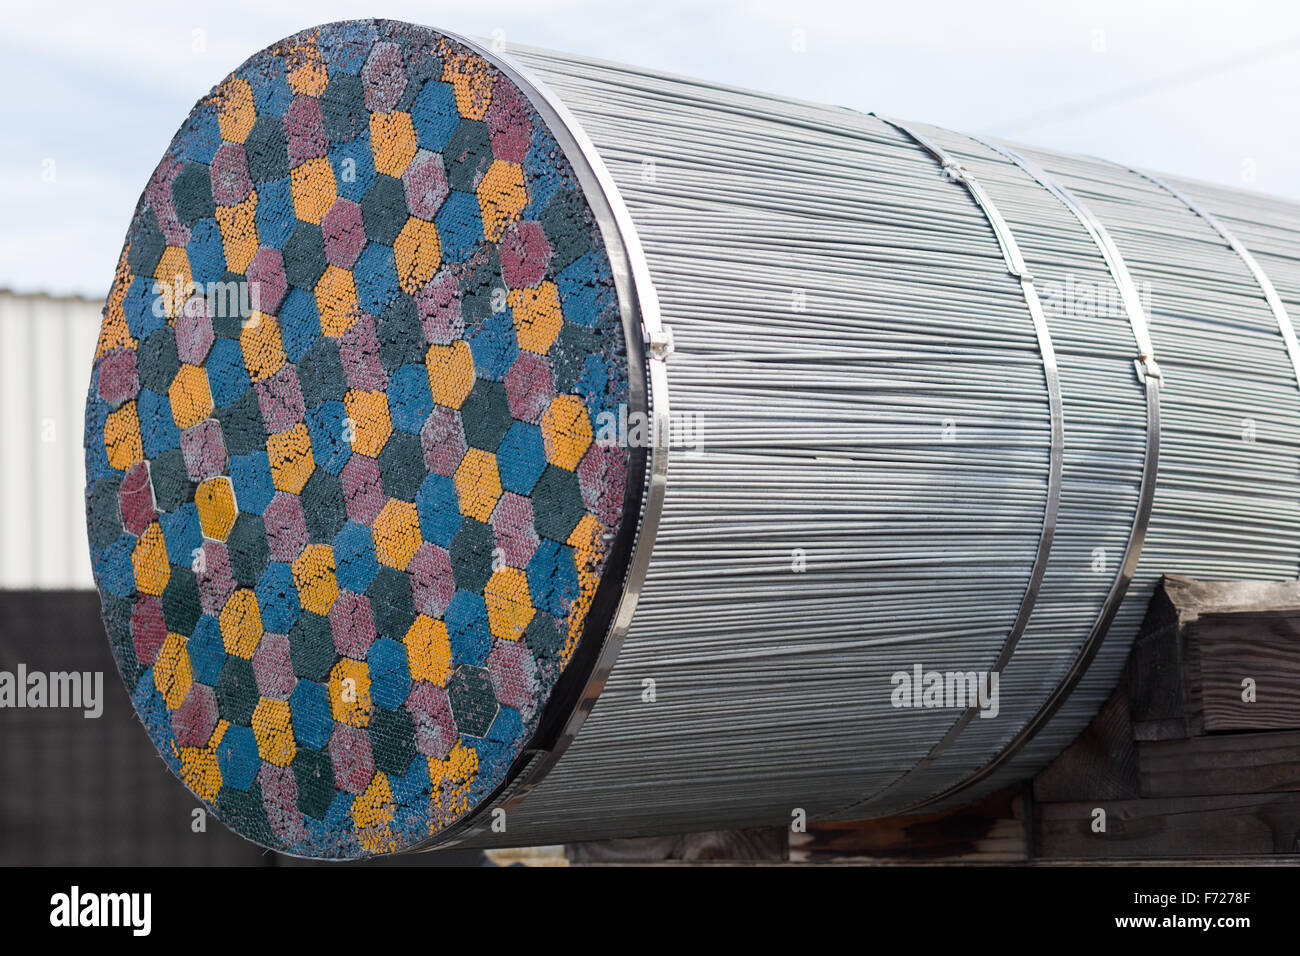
xmin=394 ymin=217 xmax=442 ymax=294
xmin=219 ymin=587 xmax=262 ymax=658
xmin=292 ymin=544 xmax=338 ymax=615
xmin=508 ymin=282 xmax=563 ymax=354
xmin=153 ymin=246 xmax=193 ymax=319
xmin=252 ymin=697 xmax=296 ymax=767
xmin=370 ymin=112 xmax=418 ymax=177
xmin=104 ymin=401 xmax=143 ymax=471
xmin=372 ymin=498 xmax=422 ymax=570
xmin=240 ymin=312 xmax=286 ymax=381
xmin=329 ymin=657 xmax=372 ymax=727
xmin=179 ymin=746 xmax=222 ymax=801
xmin=425 ymin=340 xmax=475 ymax=409
xmin=217 ymin=77 xmax=256 ymax=143
xmin=217 ymin=192 xmax=259 ymax=274
xmin=153 ymin=633 xmax=192 ymax=709
xmin=169 ymin=363 xmax=214 ymax=429
xmin=453 ymin=448 xmax=502 ymax=522
xmin=315 ymin=265 xmax=359 ymax=336
xmin=344 ymin=390 xmax=392 ymax=458
xmin=353 ymin=771 xmax=398 ymax=854
xmin=266 ymin=423 xmax=315 ymax=494
xmin=405 ymin=616 xmax=452 ymax=686
xmin=195 ymin=476 xmax=238 ymax=540
xmin=484 ymin=567 xmax=535 ymax=641
xmin=477 ymin=159 xmax=527 ymax=242
xmin=442 ymin=47 xmax=493 ymax=120
xmin=541 ymin=395 xmax=594 ymax=471
xmin=291 ymin=156 xmax=337 ymax=224
xmin=132 ymin=522 xmax=170 ymax=596
xmin=285 ymin=42 xmax=329 ymax=96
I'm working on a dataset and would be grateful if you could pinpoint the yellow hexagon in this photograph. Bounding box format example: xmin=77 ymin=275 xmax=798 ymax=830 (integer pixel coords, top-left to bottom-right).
xmin=373 ymin=498 xmax=422 ymax=570
xmin=454 ymin=448 xmax=502 ymax=522
xmin=169 ymin=364 xmax=214 ymax=430
xmin=442 ymin=47 xmax=493 ymax=120
xmin=285 ymin=42 xmax=329 ymax=96
xmin=405 ymin=616 xmax=452 ymax=686
xmin=252 ymin=697 xmax=296 ymax=767
xmin=179 ymin=746 xmax=222 ymax=801
xmin=195 ymin=476 xmax=238 ymax=540
xmin=315 ymin=265 xmax=358 ymax=336
xmin=291 ymin=156 xmax=337 ymax=224
xmin=541 ymin=395 xmax=594 ymax=471
xmin=292 ymin=544 xmax=338 ymax=615
xmin=428 ymin=740 xmax=478 ymax=818
xmin=425 ymin=340 xmax=475 ymax=409
xmin=104 ymin=401 xmax=143 ymax=472
xmin=153 ymin=246 xmax=193 ymax=319
xmin=217 ymin=77 xmax=256 ymax=143
xmin=217 ymin=191 xmax=259 ymax=274
xmin=154 ymin=633 xmax=192 ymax=709
xmin=477 ymin=159 xmax=527 ymax=242
xmin=240 ymin=312 xmax=286 ymax=382
xmin=508 ymin=282 xmax=563 ymax=354
xmin=219 ymin=588 xmax=262 ymax=658
xmin=370 ymin=112 xmax=418 ymax=178
xmin=329 ymin=657 xmax=372 ymax=727
xmin=344 ymin=390 xmax=393 ymax=458
xmin=353 ymin=771 xmax=398 ymax=854
xmin=394 ymin=217 xmax=442 ymax=295
xmin=267 ymin=423 xmax=315 ymax=494
xmin=484 ymin=567 xmax=535 ymax=641
xmin=132 ymin=522 xmax=170 ymax=596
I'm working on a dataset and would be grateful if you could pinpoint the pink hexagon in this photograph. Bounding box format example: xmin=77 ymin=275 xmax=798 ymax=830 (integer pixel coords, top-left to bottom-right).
xmin=578 ymin=442 xmax=628 ymax=530
xmin=407 ymin=542 xmax=454 ymax=618
xmin=329 ymin=590 xmax=377 ymax=660
xmin=246 ymin=246 xmax=287 ymax=315
xmin=329 ymin=723 xmax=375 ymax=795
xmin=489 ymin=493 xmax=539 ymax=569
xmin=97 ymin=347 xmax=138 ymax=408
xmin=180 ymin=419 xmax=228 ymax=482
xmin=402 ymin=150 xmax=450 ymax=221
xmin=260 ymin=761 xmax=306 ymax=845
xmin=131 ymin=595 xmax=167 ymax=668
xmin=119 ymin=461 xmax=155 ymax=537
xmin=285 ymin=94 xmax=328 ymax=168
xmin=498 ymin=221 xmax=552 ymax=290
xmin=406 ymin=682 xmax=457 ymax=759
xmin=338 ymin=312 xmax=387 ymax=392
xmin=361 ymin=41 xmax=406 ymax=113
xmin=322 ymin=199 xmax=366 ymax=269
xmin=252 ymin=631 xmax=296 ymax=699
xmin=485 ymin=74 xmax=532 ymax=164
xmin=171 ymin=682 xmax=218 ymax=747
xmin=487 ymin=638 xmax=538 ymax=714
xmin=504 ymin=351 xmax=556 ymax=424
xmin=196 ymin=540 xmax=237 ymax=614
xmin=262 ymin=492 xmax=308 ymax=562
xmin=415 ymin=269 xmax=463 ymax=345
xmin=340 ymin=454 xmax=385 ymax=525
xmin=175 ymin=300 xmax=215 ymax=364
xmin=210 ymin=142 xmax=253 ymax=206
xmin=419 ymin=406 xmax=467 ymax=477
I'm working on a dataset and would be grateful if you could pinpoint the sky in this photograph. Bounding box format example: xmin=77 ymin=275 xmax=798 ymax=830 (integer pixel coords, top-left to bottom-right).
xmin=2 ymin=0 xmax=1298 ymax=297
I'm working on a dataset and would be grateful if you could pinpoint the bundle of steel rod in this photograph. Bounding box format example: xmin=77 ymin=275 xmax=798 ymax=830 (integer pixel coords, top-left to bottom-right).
xmin=83 ymin=19 xmax=1300 ymax=857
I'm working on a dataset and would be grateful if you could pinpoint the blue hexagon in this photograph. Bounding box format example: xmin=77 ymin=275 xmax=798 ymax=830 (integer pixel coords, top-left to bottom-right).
xmin=495 ymin=421 xmax=547 ymax=495
xmin=215 ymin=724 xmax=260 ymax=791
xmin=416 ymin=473 xmax=462 ymax=548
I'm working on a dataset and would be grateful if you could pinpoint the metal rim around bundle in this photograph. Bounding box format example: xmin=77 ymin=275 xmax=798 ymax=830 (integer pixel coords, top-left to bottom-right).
xmin=82 ymin=18 xmax=666 ymax=858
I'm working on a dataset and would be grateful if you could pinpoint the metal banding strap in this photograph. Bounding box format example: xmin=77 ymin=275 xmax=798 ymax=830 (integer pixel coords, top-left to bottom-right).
xmin=825 ymin=115 xmax=1066 ymax=818
xmin=412 ymin=31 xmax=672 ymax=850
xmin=882 ymin=136 xmax=1163 ymax=814
xmin=1118 ymin=163 xmax=1300 ymax=393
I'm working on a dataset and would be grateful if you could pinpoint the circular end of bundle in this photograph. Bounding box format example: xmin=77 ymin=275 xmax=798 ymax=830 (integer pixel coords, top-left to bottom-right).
xmin=82 ymin=19 xmax=653 ymax=858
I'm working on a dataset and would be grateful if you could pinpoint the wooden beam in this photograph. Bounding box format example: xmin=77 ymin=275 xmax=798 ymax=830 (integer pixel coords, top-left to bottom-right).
xmin=1138 ymin=731 xmax=1300 ymax=798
